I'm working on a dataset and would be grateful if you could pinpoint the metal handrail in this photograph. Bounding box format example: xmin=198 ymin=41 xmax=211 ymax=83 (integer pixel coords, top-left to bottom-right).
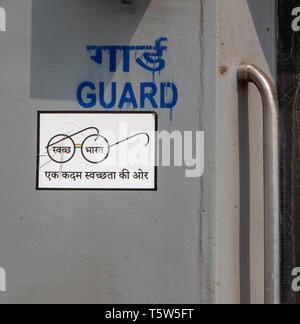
xmin=237 ymin=64 xmax=280 ymax=304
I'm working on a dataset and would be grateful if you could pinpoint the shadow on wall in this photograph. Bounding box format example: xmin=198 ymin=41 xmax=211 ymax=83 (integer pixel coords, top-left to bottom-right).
xmin=238 ymin=80 xmax=251 ymax=305
xmin=247 ymin=0 xmax=276 ymax=79
xmin=30 ymin=0 xmax=151 ymax=100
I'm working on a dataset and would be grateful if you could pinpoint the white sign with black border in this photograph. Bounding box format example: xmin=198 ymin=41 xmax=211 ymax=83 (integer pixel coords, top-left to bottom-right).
xmin=36 ymin=111 xmax=157 ymax=191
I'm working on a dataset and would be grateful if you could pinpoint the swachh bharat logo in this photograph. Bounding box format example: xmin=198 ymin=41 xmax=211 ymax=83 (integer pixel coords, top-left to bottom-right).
xmin=0 ymin=7 xmax=6 ymax=32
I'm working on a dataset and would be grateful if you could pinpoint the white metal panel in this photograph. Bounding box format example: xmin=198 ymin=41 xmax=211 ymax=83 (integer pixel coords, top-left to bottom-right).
xmin=218 ymin=0 xmax=277 ymax=304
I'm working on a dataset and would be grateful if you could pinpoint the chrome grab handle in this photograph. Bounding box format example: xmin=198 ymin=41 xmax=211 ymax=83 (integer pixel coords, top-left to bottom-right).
xmin=237 ymin=64 xmax=280 ymax=304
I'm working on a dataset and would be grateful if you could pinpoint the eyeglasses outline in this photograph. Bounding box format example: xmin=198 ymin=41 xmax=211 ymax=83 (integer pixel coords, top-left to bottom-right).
xmin=46 ymin=127 xmax=150 ymax=164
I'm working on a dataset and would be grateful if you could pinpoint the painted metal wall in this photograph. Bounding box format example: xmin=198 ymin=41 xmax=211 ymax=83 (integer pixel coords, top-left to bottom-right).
xmin=216 ymin=0 xmax=276 ymax=304
xmin=0 ymin=0 xmax=276 ymax=304
xmin=0 ymin=0 xmax=204 ymax=304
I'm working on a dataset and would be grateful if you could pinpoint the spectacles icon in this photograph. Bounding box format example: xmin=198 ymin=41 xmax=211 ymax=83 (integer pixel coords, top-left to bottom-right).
xmin=46 ymin=127 xmax=150 ymax=165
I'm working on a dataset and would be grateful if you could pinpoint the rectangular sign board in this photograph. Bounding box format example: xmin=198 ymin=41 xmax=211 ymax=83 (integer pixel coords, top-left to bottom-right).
xmin=36 ymin=112 xmax=157 ymax=190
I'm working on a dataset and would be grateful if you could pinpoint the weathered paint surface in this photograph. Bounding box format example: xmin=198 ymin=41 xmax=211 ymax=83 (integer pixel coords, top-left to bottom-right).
xmin=0 ymin=0 xmax=277 ymax=304
xmin=0 ymin=0 xmax=203 ymax=304
xmin=218 ymin=0 xmax=276 ymax=304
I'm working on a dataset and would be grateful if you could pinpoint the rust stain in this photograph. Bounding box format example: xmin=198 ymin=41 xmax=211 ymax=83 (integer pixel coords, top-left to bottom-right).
xmin=219 ymin=66 xmax=228 ymax=76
